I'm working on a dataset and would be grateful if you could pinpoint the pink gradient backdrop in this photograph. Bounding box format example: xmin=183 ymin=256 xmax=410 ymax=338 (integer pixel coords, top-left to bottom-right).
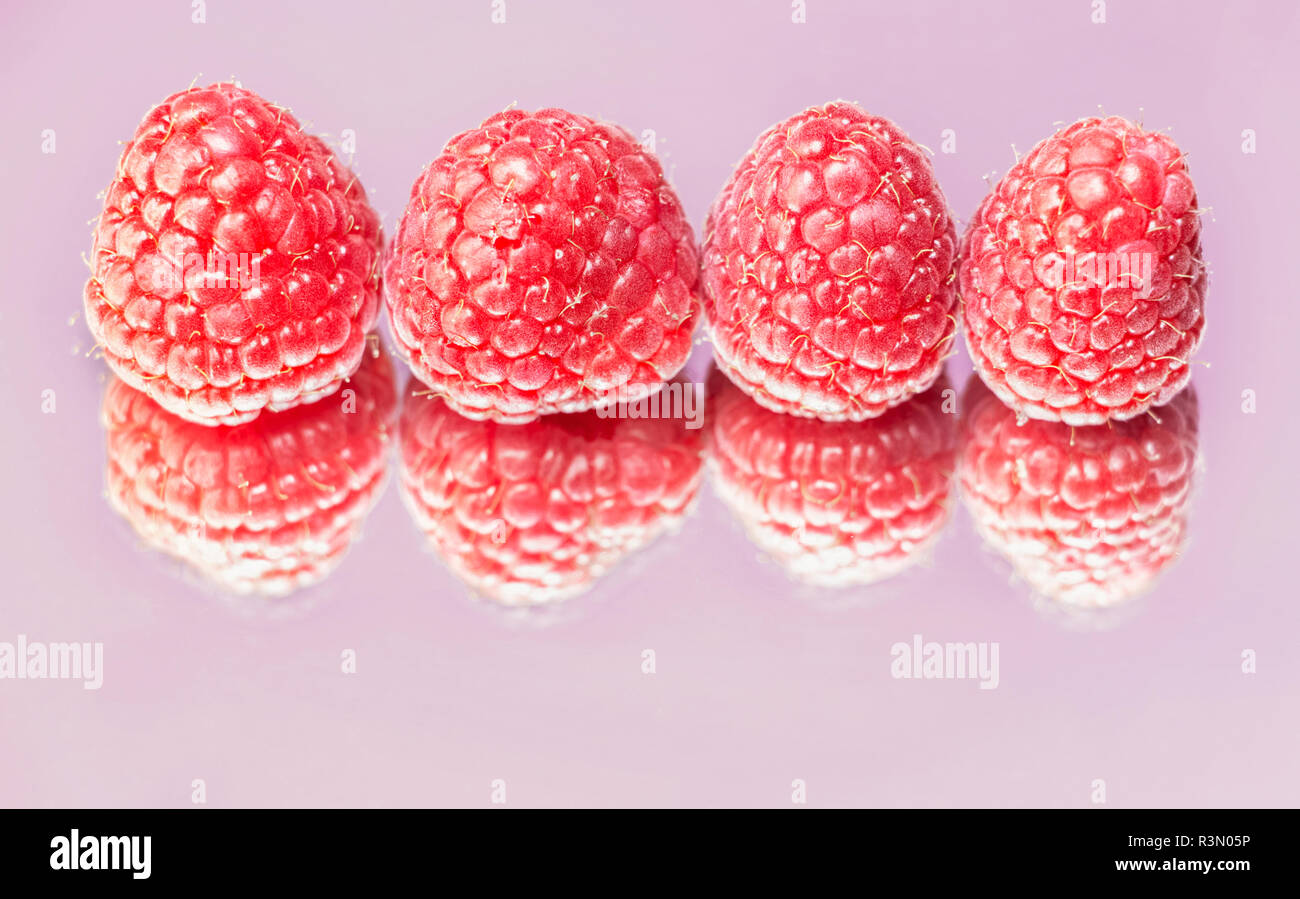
xmin=1 ymin=0 xmax=1298 ymax=807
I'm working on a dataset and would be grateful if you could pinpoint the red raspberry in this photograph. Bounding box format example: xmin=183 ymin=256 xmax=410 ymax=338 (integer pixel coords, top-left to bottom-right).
xmin=701 ymin=101 xmax=958 ymax=422
xmin=958 ymin=376 xmax=1199 ymax=608
xmin=384 ymin=108 xmax=700 ymax=423
xmin=103 ymin=346 xmax=397 ymax=596
xmin=959 ymin=116 xmax=1206 ymax=425
xmin=86 ymin=83 xmax=384 ymax=426
xmin=709 ymin=371 xmax=957 ymax=587
xmin=398 ymin=385 xmax=705 ymax=605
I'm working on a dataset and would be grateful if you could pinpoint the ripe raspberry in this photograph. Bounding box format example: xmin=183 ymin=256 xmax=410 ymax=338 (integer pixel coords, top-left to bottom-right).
xmin=384 ymin=108 xmax=700 ymax=423
xmin=959 ymin=116 xmax=1206 ymax=425
xmin=103 ymin=346 xmax=397 ymax=596
xmin=398 ymin=385 xmax=705 ymax=605
xmin=86 ymin=83 xmax=384 ymax=426
xmin=709 ymin=371 xmax=957 ymax=587
xmin=958 ymin=376 xmax=1199 ymax=608
xmin=701 ymin=101 xmax=958 ymax=422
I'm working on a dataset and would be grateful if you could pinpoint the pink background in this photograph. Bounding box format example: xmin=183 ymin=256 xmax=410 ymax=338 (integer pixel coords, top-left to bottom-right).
xmin=2 ymin=0 xmax=1298 ymax=807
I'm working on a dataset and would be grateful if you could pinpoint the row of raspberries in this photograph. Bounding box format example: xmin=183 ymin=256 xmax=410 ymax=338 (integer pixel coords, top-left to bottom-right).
xmin=87 ymin=83 xmax=1204 ymax=607
xmin=101 ymin=363 xmax=1198 ymax=610
xmin=87 ymin=84 xmax=1204 ymax=429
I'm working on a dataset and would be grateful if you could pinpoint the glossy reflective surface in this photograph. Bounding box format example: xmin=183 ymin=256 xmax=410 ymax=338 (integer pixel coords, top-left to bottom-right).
xmin=3 ymin=0 xmax=1298 ymax=807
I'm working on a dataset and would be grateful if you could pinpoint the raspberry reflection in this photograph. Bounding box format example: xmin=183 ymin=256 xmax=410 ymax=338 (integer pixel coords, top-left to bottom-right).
xmin=398 ymin=383 xmax=705 ymax=606
xmin=102 ymin=347 xmax=396 ymax=597
xmin=709 ymin=372 xmax=958 ymax=587
xmin=958 ymin=375 xmax=1199 ymax=609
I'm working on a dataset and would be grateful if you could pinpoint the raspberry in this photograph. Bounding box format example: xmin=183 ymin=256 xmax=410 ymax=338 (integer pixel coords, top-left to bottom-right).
xmin=959 ymin=116 xmax=1206 ymax=425
xmin=709 ymin=371 xmax=957 ymax=587
xmin=701 ymin=101 xmax=958 ymax=422
xmin=103 ymin=346 xmax=396 ymax=596
xmin=384 ymin=108 xmax=700 ymax=423
xmin=86 ymin=83 xmax=384 ymax=426
xmin=398 ymin=385 xmax=705 ymax=605
xmin=958 ymin=376 xmax=1199 ymax=608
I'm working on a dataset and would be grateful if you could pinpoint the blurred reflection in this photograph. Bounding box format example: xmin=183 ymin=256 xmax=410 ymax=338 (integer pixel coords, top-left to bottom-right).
xmin=709 ymin=373 xmax=958 ymax=587
xmin=958 ymin=375 xmax=1199 ymax=612
xmin=102 ymin=347 xmax=396 ymax=597
xmin=398 ymin=384 xmax=705 ymax=607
